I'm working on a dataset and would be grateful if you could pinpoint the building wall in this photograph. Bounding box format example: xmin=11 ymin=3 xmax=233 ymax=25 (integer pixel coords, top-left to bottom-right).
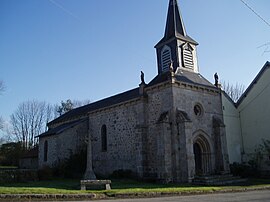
xmin=238 ymin=67 xmax=270 ymax=169
xmin=19 ymin=158 xmax=38 ymax=169
xmin=142 ymin=82 xmax=229 ymax=182
xmin=221 ymin=92 xmax=242 ymax=163
xmin=90 ymin=98 xmax=144 ymax=177
xmin=173 ymin=84 xmax=229 ymax=176
xmin=144 ymin=83 xmax=174 ymax=180
xmin=38 ymin=120 xmax=87 ymax=168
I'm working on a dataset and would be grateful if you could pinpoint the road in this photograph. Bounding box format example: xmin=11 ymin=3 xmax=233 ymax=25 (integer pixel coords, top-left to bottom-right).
xmin=63 ymin=190 xmax=270 ymax=202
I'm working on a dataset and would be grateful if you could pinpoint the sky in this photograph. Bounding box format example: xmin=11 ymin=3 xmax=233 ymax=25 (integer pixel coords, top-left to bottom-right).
xmin=0 ymin=0 xmax=269 ymax=128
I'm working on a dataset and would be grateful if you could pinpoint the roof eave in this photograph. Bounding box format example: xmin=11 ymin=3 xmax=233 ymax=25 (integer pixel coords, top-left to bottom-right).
xmin=236 ymin=61 xmax=270 ymax=107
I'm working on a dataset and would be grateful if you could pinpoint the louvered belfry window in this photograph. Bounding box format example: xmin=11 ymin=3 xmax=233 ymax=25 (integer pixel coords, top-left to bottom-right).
xmin=161 ymin=46 xmax=172 ymax=72
xmin=183 ymin=44 xmax=194 ymax=69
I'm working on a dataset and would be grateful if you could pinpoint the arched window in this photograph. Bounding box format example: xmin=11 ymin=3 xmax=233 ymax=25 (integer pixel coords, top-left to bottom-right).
xmin=101 ymin=125 xmax=107 ymax=152
xmin=44 ymin=140 xmax=48 ymax=162
xmin=161 ymin=45 xmax=172 ymax=72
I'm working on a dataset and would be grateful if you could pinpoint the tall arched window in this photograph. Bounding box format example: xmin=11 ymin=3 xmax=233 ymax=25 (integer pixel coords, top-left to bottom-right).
xmin=161 ymin=45 xmax=172 ymax=72
xmin=101 ymin=125 xmax=107 ymax=152
xmin=44 ymin=140 xmax=48 ymax=162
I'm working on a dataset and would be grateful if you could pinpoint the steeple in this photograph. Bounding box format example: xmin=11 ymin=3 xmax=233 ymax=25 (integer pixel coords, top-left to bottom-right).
xmin=155 ymin=0 xmax=199 ymax=75
xmin=164 ymin=0 xmax=186 ymax=40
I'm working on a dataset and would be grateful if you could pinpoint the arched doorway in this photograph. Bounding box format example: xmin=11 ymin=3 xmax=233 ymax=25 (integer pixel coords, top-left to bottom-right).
xmin=193 ymin=135 xmax=212 ymax=175
xmin=193 ymin=143 xmax=202 ymax=174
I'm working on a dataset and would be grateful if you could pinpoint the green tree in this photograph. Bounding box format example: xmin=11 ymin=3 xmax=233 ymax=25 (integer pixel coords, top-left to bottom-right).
xmin=56 ymin=99 xmax=74 ymax=116
xmin=55 ymin=99 xmax=91 ymax=116
xmin=0 ymin=142 xmax=23 ymax=166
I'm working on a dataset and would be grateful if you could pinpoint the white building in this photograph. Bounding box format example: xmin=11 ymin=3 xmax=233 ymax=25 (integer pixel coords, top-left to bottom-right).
xmin=223 ymin=61 xmax=270 ymax=173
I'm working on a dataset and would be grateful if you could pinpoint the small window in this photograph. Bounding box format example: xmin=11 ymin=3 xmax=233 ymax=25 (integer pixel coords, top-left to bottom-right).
xmin=44 ymin=140 xmax=48 ymax=162
xmin=194 ymin=104 xmax=203 ymax=117
xmin=161 ymin=45 xmax=172 ymax=72
xmin=101 ymin=125 xmax=107 ymax=152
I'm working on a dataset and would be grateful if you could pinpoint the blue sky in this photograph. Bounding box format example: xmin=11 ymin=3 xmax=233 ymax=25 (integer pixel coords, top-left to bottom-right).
xmin=0 ymin=0 xmax=269 ymax=124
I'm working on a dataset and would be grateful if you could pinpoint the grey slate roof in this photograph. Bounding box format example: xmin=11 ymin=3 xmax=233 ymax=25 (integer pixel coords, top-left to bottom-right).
xmin=148 ymin=70 xmax=215 ymax=89
xmin=38 ymin=118 xmax=87 ymax=138
xmin=48 ymin=88 xmax=140 ymax=126
xmin=236 ymin=61 xmax=270 ymax=106
xmin=47 ymin=69 xmax=215 ymax=127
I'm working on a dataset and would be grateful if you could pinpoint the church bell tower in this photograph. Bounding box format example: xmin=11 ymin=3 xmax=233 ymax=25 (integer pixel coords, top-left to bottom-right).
xmin=155 ymin=0 xmax=199 ymax=75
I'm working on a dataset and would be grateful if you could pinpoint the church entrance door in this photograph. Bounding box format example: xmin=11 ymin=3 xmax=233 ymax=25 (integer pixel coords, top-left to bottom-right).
xmin=193 ymin=135 xmax=212 ymax=176
xmin=193 ymin=143 xmax=202 ymax=175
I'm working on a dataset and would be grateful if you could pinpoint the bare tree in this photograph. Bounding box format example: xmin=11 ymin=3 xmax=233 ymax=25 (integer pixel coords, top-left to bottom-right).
xmin=10 ymin=100 xmax=54 ymax=150
xmin=0 ymin=117 xmax=3 ymax=131
xmin=222 ymin=81 xmax=245 ymax=103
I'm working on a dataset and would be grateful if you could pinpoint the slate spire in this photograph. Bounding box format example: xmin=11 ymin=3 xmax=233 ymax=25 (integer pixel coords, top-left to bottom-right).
xmin=155 ymin=0 xmax=199 ymax=75
xmin=164 ymin=0 xmax=186 ymax=39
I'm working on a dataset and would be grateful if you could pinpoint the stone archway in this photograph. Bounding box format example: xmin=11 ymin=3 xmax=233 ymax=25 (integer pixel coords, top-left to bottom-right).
xmin=193 ymin=135 xmax=212 ymax=175
xmin=193 ymin=143 xmax=202 ymax=175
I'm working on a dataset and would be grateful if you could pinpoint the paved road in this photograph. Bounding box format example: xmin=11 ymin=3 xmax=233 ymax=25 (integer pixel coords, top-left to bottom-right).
xmin=63 ymin=190 xmax=270 ymax=202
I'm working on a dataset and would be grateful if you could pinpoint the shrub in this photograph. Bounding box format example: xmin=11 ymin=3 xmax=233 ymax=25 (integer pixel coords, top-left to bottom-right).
xmin=230 ymin=162 xmax=260 ymax=178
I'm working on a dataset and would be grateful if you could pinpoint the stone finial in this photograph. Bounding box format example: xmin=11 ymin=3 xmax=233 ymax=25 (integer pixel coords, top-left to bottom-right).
xmin=169 ymin=61 xmax=176 ymax=83
xmin=169 ymin=61 xmax=174 ymax=75
xmin=214 ymin=72 xmax=219 ymax=87
xmin=140 ymin=71 xmax=145 ymax=84
xmin=139 ymin=70 xmax=146 ymax=95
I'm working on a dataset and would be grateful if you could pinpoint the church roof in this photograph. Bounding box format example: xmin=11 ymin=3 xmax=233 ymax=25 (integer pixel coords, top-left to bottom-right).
xmin=48 ymin=88 xmax=140 ymax=126
xmin=236 ymin=61 xmax=270 ymax=106
xmin=47 ymin=69 xmax=215 ymax=127
xmin=148 ymin=70 xmax=215 ymax=88
xmin=38 ymin=118 xmax=87 ymax=138
xmin=155 ymin=0 xmax=198 ymax=47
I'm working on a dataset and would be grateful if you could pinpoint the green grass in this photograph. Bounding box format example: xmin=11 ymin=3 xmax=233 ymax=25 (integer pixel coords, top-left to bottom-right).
xmin=0 ymin=178 xmax=269 ymax=195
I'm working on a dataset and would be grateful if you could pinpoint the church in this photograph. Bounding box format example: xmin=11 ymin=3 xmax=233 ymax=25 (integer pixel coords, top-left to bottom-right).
xmin=37 ymin=0 xmax=233 ymax=183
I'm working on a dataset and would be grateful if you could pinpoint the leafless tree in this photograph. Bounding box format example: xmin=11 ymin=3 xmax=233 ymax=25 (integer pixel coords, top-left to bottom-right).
xmin=222 ymin=81 xmax=245 ymax=103
xmin=10 ymin=100 xmax=54 ymax=150
xmin=0 ymin=117 xmax=3 ymax=131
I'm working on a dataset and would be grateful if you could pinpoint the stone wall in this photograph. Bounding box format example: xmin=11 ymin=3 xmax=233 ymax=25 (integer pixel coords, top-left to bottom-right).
xmin=172 ymin=84 xmax=229 ymax=176
xmin=19 ymin=157 xmax=38 ymax=169
xmin=90 ymin=98 xmax=144 ymax=177
xmin=142 ymin=82 xmax=229 ymax=182
xmin=144 ymin=83 xmax=173 ymax=181
xmin=38 ymin=120 xmax=88 ymax=168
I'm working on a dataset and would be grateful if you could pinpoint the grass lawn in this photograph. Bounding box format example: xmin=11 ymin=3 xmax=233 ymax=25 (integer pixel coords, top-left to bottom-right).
xmin=0 ymin=178 xmax=269 ymax=195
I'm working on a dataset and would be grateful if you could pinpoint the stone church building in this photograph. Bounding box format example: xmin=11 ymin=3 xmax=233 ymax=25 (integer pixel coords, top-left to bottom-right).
xmin=38 ymin=0 xmax=230 ymax=183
